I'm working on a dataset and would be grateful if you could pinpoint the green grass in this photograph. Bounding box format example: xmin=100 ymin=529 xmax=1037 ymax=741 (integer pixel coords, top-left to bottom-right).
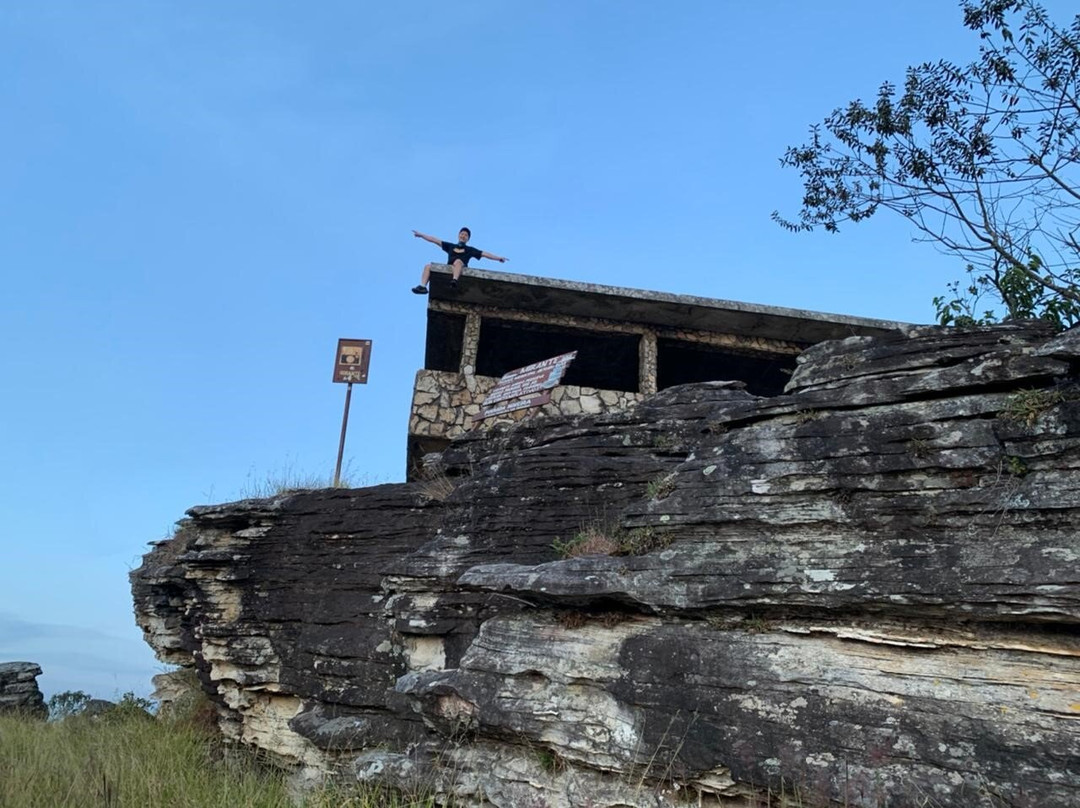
xmin=0 ymin=712 xmax=287 ymax=808
xmin=0 ymin=711 xmax=437 ymax=808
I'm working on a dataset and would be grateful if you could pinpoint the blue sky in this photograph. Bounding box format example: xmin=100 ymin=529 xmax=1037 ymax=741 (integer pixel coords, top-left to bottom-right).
xmin=3 ymin=1 xmax=1074 ymax=700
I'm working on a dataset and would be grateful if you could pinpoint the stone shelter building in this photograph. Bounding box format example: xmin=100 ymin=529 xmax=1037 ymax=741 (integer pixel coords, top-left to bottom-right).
xmin=408 ymin=264 xmax=907 ymax=477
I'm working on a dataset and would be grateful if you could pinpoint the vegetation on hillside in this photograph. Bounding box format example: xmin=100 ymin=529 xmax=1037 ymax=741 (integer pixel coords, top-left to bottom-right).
xmin=0 ymin=697 xmax=437 ymax=808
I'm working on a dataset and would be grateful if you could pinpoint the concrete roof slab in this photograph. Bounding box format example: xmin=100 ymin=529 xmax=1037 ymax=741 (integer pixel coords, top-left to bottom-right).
xmin=427 ymin=266 xmax=914 ymax=344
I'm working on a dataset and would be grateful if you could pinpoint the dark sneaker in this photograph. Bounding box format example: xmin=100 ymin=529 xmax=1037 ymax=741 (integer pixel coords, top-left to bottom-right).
xmin=450 ymin=278 xmax=459 ymax=288
xmin=411 ymin=285 xmax=428 ymax=295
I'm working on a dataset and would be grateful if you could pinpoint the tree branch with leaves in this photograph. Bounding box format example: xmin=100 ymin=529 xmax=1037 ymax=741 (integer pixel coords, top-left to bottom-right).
xmin=774 ymin=0 xmax=1080 ymax=329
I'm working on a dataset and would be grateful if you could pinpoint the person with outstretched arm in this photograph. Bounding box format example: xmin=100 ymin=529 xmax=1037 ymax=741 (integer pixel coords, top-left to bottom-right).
xmin=411 ymin=227 xmax=508 ymax=294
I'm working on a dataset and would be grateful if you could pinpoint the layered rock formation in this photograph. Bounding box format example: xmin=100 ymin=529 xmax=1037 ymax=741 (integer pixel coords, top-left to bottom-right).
xmin=0 ymin=662 xmax=47 ymax=719
xmin=132 ymin=323 xmax=1080 ymax=807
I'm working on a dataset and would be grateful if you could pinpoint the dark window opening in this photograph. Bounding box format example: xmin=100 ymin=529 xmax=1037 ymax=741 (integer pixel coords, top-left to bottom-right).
xmin=425 ymin=311 xmax=466 ymax=372
xmin=657 ymin=339 xmax=795 ymax=397
xmin=476 ymin=319 xmax=640 ymax=393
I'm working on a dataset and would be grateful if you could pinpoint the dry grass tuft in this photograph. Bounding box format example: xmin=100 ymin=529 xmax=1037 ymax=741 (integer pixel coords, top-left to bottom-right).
xmin=553 ymin=522 xmax=671 ymax=559
xmin=417 ymin=467 xmax=457 ymax=502
xmin=1000 ymin=387 xmax=1066 ymax=427
xmin=552 ymin=523 xmax=621 ymax=558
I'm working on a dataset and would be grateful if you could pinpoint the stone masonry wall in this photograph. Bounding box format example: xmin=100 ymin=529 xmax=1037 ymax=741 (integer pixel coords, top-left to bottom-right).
xmin=410 ymin=369 xmax=644 ymax=442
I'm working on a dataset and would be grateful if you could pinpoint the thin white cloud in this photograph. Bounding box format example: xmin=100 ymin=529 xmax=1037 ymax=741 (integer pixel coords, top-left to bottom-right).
xmin=0 ymin=613 xmax=160 ymax=699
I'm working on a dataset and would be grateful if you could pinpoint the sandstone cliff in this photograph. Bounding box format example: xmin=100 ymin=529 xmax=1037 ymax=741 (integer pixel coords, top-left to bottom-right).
xmin=131 ymin=323 xmax=1080 ymax=807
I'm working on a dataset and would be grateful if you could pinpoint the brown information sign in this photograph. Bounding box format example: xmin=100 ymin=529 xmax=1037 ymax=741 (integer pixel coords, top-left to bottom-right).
xmin=333 ymin=338 xmax=372 ymax=384
xmin=474 ymin=351 xmax=576 ymax=422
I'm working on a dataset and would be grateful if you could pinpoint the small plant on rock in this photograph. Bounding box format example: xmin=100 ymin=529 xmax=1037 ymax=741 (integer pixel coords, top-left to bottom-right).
xmin=1000 ymin=388 xmax=1065 ymax=428
xmin=645 ymin=473 xmax=677 ymax=500
xmin=907 ymin=437 xmax=933 ymax=459
xmin=616 ymin=527 xmax=671 ymax=556
xmin=553 ymin=524 xmax=621 ymax=558
xmin=743 ymin=614 xmax=773 ymax=634
xmin=238 ymin=457 xmax=361 ymax=498
xmin=651 ymin=433 xmax=678 ymax=451
xmin=1005 ymin=455 xmax=1028 ymax=478
xmin=417 ymin=466 xmax=456 ymax=501
xmin=553 ymin=523 xmax=672 ymax=558
xmin=536 ymin=747 xmax=567 ymax=774
xmin=598 ymin=611 xmax=631 ymax=628
xmin=554 ymin=610 xmax=589 ymax=630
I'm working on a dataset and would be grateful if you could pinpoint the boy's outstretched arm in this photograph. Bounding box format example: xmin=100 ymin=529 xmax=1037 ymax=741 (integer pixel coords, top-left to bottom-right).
xmin=412 ymin=230 xmax=442 ymax=246
xmin=480 ymin=250 xmax=508 ymax=263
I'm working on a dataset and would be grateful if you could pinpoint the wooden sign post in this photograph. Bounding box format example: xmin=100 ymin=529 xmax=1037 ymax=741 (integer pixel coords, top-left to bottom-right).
xmin=331 ymin=338 xmax=372 ymax=487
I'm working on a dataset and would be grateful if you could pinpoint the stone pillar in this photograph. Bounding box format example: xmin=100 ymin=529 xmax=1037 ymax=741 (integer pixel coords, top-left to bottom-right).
xmin=639 ymin=330 xmax=658 ymax=394
xmin=460 ymin=312 xmax=481 ymax=375
xmin=0 ymin=662 xmax=47 ymax=719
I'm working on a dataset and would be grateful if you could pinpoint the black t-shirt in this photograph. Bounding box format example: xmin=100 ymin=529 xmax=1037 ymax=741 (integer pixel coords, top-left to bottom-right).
xmin=441 ymin=241 xmax=482 ymax=266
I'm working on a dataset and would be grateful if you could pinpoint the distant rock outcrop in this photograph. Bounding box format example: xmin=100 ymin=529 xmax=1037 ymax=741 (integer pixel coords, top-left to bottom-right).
xmin=0 ymin=662 xmax=47 ymax=719
xmin=131 ymin=323 xmax=1080 ymax=807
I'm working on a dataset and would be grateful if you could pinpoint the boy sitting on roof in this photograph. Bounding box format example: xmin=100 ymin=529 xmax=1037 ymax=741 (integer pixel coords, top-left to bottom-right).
xmin=411 ymin=227 xmax=508 ymax=294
